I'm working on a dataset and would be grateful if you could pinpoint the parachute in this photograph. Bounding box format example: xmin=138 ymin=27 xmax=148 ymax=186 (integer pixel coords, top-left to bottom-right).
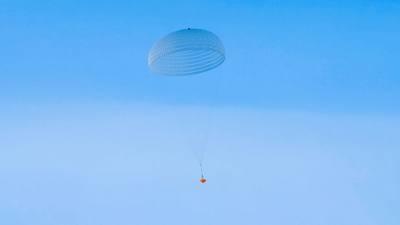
xmin=148 ymin=28 xmax=225 ymax=76
xmin=148 ymin=28 xmax=225 ymax=184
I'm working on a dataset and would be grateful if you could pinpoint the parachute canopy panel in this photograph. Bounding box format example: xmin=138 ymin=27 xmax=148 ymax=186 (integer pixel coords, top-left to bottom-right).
xmin=148 ymin=28 xmax=225 ymax=76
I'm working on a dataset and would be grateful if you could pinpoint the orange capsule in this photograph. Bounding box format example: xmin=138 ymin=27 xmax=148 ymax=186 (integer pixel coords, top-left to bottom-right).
xmin=200 ymin=178 xmax=207 ymax=184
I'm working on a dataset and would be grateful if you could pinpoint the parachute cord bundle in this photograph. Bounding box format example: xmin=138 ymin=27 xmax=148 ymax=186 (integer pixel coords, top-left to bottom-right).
xmin=200 ymin=163 xmax=205 ymax=178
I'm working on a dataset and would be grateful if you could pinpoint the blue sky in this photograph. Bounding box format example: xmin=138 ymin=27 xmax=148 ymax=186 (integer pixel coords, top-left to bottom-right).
xmin=1 ymin=1 xmax=400 ymax=225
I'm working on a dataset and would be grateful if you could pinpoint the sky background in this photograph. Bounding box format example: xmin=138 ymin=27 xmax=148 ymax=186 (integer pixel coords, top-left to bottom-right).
xmin=1 ymin=0 xmax=400 ymax=225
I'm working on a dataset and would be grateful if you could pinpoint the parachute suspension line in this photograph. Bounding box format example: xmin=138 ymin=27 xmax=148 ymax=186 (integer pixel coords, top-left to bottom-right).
xmin=195 ymin=71 xmax=224 ymax=182
xmin=197 ymin=71 xmax=224 ymax=163
xmin=200 ymin=162 xmax=205 ymax=178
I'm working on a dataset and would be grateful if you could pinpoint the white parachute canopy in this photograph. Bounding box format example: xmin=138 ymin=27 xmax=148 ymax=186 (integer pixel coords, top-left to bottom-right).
xmin=148 ymin=28 xmax=225 ymax=76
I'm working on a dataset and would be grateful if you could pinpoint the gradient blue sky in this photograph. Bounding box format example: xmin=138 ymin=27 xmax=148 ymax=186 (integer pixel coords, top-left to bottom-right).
xmin=1 ymin=1 xmax=400 ymax=225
